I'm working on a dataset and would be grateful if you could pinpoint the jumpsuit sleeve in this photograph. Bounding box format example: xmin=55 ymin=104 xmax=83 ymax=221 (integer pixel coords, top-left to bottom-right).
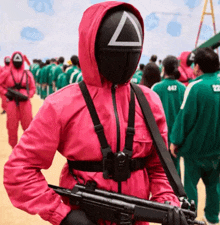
xmin=170 ymin=83 xmax=198 ymax=146
xmin=27 ymin=71 xmax=36 ymax=98
xmin=3 ymin=99 xmax=71 ymax=225
xmin=0 ymin=71 xmax=8 ymax=95
xmin=144 ymin=91 xmax=180 ymax=207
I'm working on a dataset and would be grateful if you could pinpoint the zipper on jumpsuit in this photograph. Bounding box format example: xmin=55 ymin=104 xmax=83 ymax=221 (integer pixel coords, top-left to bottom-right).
xmin=111 ymin=84 xmax=122 ymax=193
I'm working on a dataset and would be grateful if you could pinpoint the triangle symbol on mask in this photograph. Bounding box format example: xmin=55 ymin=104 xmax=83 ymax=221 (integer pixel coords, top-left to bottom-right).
xmin=189 ymin=52 xmax=195 ymax=61
xmin=13 ymin=53 xmax=22 ymax=62
xmin=108 ymin=11 xmax=142 ymax=47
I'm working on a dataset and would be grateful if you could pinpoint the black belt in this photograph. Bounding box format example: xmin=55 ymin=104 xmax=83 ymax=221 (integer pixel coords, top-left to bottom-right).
xmin=68 ymin=157 xmax=147 ymax=173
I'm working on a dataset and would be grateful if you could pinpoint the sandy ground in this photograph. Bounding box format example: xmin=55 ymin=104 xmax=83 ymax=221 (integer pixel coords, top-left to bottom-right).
xmin=0 ymin=94 xmax=206 ymax=225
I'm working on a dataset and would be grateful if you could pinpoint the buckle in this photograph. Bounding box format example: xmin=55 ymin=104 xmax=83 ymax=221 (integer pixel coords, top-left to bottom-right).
xmin=94 ymin=124 xmax=104 ymax=134
xmin=112 ymin=151 xmax=131 ymax=182
xmin=101 ymin=146 xmax=114 ymax=179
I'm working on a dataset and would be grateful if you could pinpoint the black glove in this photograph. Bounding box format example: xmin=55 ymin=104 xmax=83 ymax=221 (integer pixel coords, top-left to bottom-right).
xmin=60 ymin=210 xmax=97 ymax=225
xmin=163 ymin=206 xmax=189 ymax=225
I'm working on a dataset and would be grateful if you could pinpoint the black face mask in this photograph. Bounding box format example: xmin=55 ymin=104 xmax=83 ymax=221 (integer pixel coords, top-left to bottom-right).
xmin=12 ymin=53 xmax=23 ymax=69
xmin=186 ymin=52 xmax=195 ymax=67
xmin=95 ymin=9 xmax=143 ymax=84
xmin=5 ymin=58 xmax=10 ymax=65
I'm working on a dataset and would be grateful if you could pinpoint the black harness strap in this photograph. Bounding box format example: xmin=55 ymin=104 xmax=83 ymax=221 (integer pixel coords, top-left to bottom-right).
xmin=123 ymin=88 xmax=135 ymax=156
xmin=68 ymin=81 xmax=146 ymax=182
xmin=10 ymin=70 xmax=26 ymax=90
xmin=79 ymin=81 xmax=109 ymax=149
xmin=67 ymin=157 xmax=147 ymax=172
xmin=9 ymin=70 xmax=29 ymax=106
xmin=131 ymin=83 xmax=187 ymax=198
xmin=25 ymin=70 xmax=30 ymax=97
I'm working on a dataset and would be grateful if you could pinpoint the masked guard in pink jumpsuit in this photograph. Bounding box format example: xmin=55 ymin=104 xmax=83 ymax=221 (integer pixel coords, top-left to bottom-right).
xmin=178 ymin=51 xmax=196 ymax=86
xmin=0 ymin=51 xmax=36 ymax=148
xmin=3 ymin=2 xmax=183 ymax=225
xmin=0 ymin=56 xmax=11 ymax=114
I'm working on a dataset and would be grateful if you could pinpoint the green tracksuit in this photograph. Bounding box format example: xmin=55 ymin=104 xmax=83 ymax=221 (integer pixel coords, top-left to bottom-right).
xmin=65 ymin=65 xmax=78 ymax=85
xmin=30 ymin=63 xmax=40 ymax=82
xmin=52 ymin=64 xmax=63 ymax=89
xmin=60 ymin=73 xmax=68 ymax=88
xmin=40 ymin=66 xmax=48 ymax=100
xmin=69 ymin=68 xmax=82 ymax=84
xmin=35 ymin=68 xmax=43 ymax=96
xmin=152 ymin=78 xmax=186 ymax=175
xmin=170 ymin=72 xmax=220 ymax=223
xmin=56 ymin=72 xmax=67 ymax=90
xmin=131 ymin=70 xmax=142 ymax=84
xmin=47 ymin=64 xmax=56 ymax=95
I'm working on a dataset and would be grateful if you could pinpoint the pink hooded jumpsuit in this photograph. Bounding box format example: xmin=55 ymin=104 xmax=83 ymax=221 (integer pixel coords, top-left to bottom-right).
xmin=178 ymin=51 xmax=196 ymax=86
xmin=0 ymin=56 xmax=11 ymax=111
xmin=4 ymin=2 xmax=179 ymax=225
xmin=0 ymin=51 xmax=36 ymax=148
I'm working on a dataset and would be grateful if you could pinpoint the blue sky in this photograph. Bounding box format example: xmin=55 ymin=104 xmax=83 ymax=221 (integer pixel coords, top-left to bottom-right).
xmin=0 ymin=0 xmax=219 ymax=66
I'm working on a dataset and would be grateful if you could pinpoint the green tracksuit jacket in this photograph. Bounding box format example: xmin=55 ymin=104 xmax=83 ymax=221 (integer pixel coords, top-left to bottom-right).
xmin=69 ymin=68 xmax=82 ymax=84
xmin=131 ymin=70 xmax=142 ymax=84
xmin=47 ymin=64 xmax=56 ymax=94
xmin=152 ymin=78 xmax=186 ymax=143
xmin=52 ymin=64 xmax=63 ymax=87
xmin=152 ymin=78 xmax=185 ymax=175
xmin=170 ymin=72 xmax=220 ymax=223
xmin=170 ymin=72 xmax=220 ymax=159
xmin=65 ymin=65 xmax=78 ymax=84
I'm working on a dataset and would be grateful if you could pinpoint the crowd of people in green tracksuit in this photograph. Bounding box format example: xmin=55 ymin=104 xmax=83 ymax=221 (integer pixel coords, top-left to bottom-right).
xmin=134 ymin=51 xmax=220 ymax=225
xmin=29 ymin=55 xmax=82 ymax=100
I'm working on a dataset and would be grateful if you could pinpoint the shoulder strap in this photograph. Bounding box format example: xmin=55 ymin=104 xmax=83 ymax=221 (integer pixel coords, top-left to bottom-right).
xmin=130 ymin=83 xmax=187 ymax=198
xmin=25 ymin=70 xmax=29 ymax=97
xmin=79 ymin=81 xmax=110 ymax=150
xmin=10 ymin=70 xmax=17 ymax=86
xmin=123 ymin=87 xmax=135 ymax=156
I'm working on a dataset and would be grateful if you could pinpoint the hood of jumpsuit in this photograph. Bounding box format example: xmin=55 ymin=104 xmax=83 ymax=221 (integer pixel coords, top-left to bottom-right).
xmin=78 ymin=1 xmax=144 ymax=88
xmin=178 ymin=51 xmax=191 ymax=68
xmin=10 ymin=51 xmax=25 ymax=73
xmin=178 ymin=51 xmax=195 ymax=83
xmin=4 ymin=56 xmax=11 ymax=67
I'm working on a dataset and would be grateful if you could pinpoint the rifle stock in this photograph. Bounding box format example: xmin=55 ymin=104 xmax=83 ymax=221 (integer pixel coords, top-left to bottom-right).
xmin=48 ymin=184 xmax=204 ymax=225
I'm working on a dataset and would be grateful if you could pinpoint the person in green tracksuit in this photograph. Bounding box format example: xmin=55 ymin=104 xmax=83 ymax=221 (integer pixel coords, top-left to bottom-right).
xmin=47 ymin=58 xmax=57 ymax=95
xmin=38 ymin=63 xmax=46 ymax=99
xmin=29 ymin=59 xmax=39 ymax=80
xmin=140 ymin=62 xmax=161 ymax=88
xmin=65 ymin=55 xmax=79 ymax=85
xmin=69 ymin=62 xmax=82 ymax=84
xmin=35 ymin=62 xmax=45 ymax=96
xmin=74 ymin=70 xmax=83 ymax=83
xmin=52 ymin=56 xmax=64 ymax=91
xmin=41 ymin=59 xmax=50 ymax=99
xmin=170 ymin=47 xmax=220 ymax=225
xmin=29 ymin=59 xmax=39 ymax=82
xmin=56 ymin=65 xmax=69 ymax=90
xmin=151 ymin=55 xmax=186 ymax=176
xmin=158 ymin=59 xmax=163 ymax=73
xmin=130 ymin=63 xmax=144 ymax=84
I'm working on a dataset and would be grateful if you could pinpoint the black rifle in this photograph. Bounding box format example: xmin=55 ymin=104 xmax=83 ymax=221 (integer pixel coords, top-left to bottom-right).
xmin=5 ymin=88 xmax=28 ymax=106
xmin=49 ymin=183 xmax=204 ymax=225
